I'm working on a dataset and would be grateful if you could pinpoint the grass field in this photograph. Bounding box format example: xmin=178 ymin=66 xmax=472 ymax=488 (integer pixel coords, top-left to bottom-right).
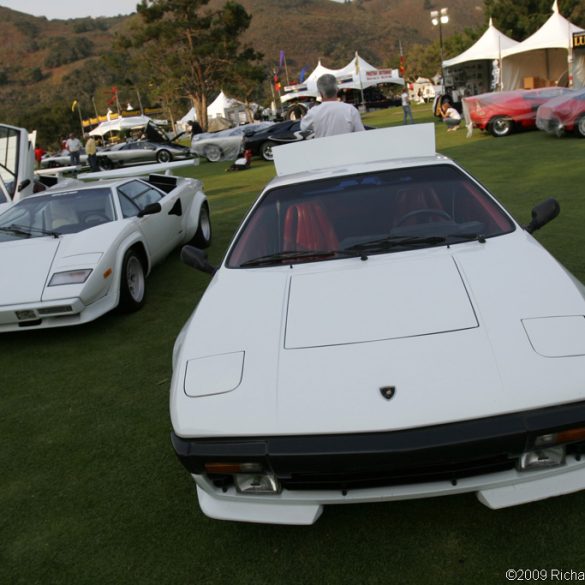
xmin=2 ymin=104 xmax=585 ymax=585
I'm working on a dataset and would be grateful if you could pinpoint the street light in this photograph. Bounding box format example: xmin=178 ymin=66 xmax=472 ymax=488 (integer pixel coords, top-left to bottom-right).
xmin=430 ymin=7 xmax=449 ymax=94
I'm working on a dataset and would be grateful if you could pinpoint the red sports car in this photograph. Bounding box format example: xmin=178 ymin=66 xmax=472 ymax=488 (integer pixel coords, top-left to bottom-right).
xmin=463 ymin=88 xmax=573 ymax=137
xmin=536 ymin=88 xmax=585 ymax=137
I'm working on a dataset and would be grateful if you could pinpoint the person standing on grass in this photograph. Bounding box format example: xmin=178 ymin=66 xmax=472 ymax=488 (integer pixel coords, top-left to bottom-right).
xmin=300 ymin=74 xmax=365 ymax=138
xmin=66 ymin=133 xmax=82 ymax=166
xmin=401 ymin=87 xmax=414 ymax=124
xmin=84 ymin=134 xmax=99 ymax=172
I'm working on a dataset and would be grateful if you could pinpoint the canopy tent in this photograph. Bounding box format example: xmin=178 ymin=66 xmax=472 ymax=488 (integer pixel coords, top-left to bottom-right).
xmin=501 ymin=1 xmax=584 ymax=90
xmin=443 ymin=19 xmax=518 ymax=69
xmin=442 ymin=19 xmax=518 ymax=95
xmin=281 ymin=53 xmax=403 ymax=103
xmin=89 ymin=116 xmax=155 ymax=138
xmin=178 ymin=91 xmax=246 ymax=129
xmin=208 ymin=90 xmax=244 ymax=119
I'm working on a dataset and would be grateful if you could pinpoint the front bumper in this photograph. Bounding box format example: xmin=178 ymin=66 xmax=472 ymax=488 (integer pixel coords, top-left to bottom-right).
xmin=0 ymin=292 xmax=115 ymax=332
xmin=172 ymin=400 xmax=585 ymax=524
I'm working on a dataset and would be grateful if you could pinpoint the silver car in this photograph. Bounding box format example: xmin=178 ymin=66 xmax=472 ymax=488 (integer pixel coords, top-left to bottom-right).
xmin=191 ymin=123 xmax=274 ymax=162
xmin=97 ymin=140 xmax=193 ymax=170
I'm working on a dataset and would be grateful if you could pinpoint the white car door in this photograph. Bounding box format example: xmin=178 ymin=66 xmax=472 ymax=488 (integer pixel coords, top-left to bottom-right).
xmin=117 ymin=180 xmax=183 ymax=264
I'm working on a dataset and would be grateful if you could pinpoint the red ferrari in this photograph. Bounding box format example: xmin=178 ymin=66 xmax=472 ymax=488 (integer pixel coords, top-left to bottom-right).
xmin=463 ymin=88 xmax=573 ymax=137
xmin=536 ymin=88 xmax=585 ymax=137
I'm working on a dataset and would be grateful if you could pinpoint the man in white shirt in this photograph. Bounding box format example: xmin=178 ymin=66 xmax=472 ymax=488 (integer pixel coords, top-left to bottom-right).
xmin=65 ymin=133 xmax=82 ymax=165
xmin=401 ymin=87 xmax=414 ymax=124
xmin=300 ymin=74 xmax=365 ymax=138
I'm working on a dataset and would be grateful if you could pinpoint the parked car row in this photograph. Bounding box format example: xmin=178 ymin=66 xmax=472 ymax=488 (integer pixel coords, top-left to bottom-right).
xmin=463 ymin=87 xmax=585 ymax=138
xmin=41 ymin=140 xmax=194 ymax=170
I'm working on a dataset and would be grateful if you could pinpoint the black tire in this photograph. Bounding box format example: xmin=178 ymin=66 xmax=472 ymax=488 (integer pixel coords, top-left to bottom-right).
xmin=488 ymin=116 xmax=513 ymax=137
xmin=204 ymin=144 xmax=222 ymax=162
xmin=99 ymin=157 xmax=113 ymax=171
xmin=261 ymin=141 xmax=276 ymax=161
xmin=192 ymin=203 xmax=212 ymax=248
xmin=575 ymin=115 xmax=585 ymax=138
xmin=118 ymin=249 xmax=146 ymax=313
xmin=156 ymin=149 xmax=172 ymax=163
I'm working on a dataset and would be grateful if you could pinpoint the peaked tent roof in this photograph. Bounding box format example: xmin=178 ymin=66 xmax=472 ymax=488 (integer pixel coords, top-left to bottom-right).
xmin=443 ymin=18 xmax=518 ymax=68
xmin=502 ymin=0 xmax=584 ymax=58
xmin=208 ymin=90 xmax=244 ymax=118
xmin=179 ymin=91 xmax=244 ymax=125
xmin=282 ymin=53 xmax=403 ymax=102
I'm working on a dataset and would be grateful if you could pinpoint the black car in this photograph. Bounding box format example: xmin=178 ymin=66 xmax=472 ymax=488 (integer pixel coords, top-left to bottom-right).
xmin=243 ymin=121 xmax=312 ymax=161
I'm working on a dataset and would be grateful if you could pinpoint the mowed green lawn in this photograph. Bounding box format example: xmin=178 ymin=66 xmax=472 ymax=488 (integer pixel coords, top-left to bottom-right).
xmin=2 ymin=105 xmax=585 ymax=585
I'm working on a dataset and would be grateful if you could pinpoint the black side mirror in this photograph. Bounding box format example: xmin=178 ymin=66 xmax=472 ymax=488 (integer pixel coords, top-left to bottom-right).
xmin=137 ymin=202 xmax=162 ymax=218
xmin=17 ymin=179 xmax=31 ymax=192
xmin=525 ymin=198 xmax=560 ymax=234
xmin=181 ymin=245 xmax=217 ymax=276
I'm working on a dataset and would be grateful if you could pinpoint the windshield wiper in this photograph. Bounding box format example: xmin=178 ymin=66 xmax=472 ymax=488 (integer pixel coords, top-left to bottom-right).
xmin=239 ymin=249 xmax=366 ymax=268
xmin=444 ymin=232 xmax=487 ymax=244
xmin=0 ymin=224 xmax=60 ymax=238
xmin=348 ymin=235 xmax=447 ymax=253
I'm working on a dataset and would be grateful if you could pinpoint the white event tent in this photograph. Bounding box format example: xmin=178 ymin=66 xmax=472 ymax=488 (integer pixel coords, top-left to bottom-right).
xmin=443 ymin=19 xmax=518 ymax=68
xmin=89 ymin=115 xmax=153 ymax=137
xmin=281 ymin=53 xmax=404 ymax=103
xmin=443 ymin=18 xmax=518 ymax=94
xmin=179 ymin=91 xmax=246 ymax=128
xmin=501 ymin=0 xmax=584 ymax=90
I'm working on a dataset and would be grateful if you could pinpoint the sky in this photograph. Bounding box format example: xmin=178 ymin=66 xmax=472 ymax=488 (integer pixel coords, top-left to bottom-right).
xmin=0 ymin=0 xmax=140 ymax=20
xmin=0 ymin=0 xmax=346 ymax=20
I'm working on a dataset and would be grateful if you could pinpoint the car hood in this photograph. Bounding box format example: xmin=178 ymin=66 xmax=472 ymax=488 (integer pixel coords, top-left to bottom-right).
xmin=0 ymin=222 xmax=128 ymax=305
xmin=172 ymin=232 xmax=585 ymax=438
xmin=0 ymin=238 xmax=61 ymax=304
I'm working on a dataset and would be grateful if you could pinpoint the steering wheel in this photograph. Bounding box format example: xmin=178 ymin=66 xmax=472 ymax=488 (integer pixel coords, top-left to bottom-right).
xmin=83 ymin=212 xmax=109 ymax=226
xmin=395 ymin=208 xmax=453 ymax=227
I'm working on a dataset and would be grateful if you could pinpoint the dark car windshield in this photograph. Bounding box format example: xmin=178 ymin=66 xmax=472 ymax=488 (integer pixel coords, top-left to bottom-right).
xmin=0 ymin=188 xmax=115 ymax=241
xmin=227 ymin=164 xmax=515 ymax=268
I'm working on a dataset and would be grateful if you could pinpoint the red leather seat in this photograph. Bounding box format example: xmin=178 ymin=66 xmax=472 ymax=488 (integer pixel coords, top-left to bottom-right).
xmin=283 ymin=202 xmax=339 ymax=251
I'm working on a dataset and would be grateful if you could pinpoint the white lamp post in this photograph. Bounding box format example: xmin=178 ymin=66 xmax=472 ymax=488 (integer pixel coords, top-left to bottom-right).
xmin=430 ymin=7 xmax=449 ymax=94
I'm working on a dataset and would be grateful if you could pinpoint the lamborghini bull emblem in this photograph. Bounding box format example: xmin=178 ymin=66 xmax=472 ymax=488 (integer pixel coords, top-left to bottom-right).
xmin=379 ymin=386 xmax=396 ymax=400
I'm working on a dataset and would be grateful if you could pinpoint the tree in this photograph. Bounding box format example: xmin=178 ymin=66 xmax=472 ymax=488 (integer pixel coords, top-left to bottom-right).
xmin=484 ymin=0 xmax=585 ymax=39
xmin=122 ymin=0 xmax=264 ymax=130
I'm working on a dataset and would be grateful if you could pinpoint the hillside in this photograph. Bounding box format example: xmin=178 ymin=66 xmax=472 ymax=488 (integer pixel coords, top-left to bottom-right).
xmin=0 ymin=0 xmax=484 ymax=140
xmin=237 ymin=0 xmax=483 ymax=73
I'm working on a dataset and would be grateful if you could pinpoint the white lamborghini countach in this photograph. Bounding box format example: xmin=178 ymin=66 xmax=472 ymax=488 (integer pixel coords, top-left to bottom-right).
xmin=0 ymin=174 xmax=210 ymax=332
xmin=170 ymin=124 xmax=585 ymax=525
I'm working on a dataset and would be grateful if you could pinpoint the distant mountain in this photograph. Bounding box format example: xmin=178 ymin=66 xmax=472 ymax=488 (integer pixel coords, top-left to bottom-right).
xmin=0 ymin=0 xmax=483 ymax=140
xmin=236 ymin=0 xmax=484 ymax=72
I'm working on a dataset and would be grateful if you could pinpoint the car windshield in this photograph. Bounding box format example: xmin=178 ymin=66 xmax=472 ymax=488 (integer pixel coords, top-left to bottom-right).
xmin=227 ymin=164 xmax=515 ymax=268
xmin=0 ymin=187 xmax=116 ymax=241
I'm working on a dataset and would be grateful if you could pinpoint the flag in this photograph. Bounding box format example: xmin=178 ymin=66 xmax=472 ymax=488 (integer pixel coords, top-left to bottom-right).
xmin=273 ymin=71 xmax=281 ymax=92
xmin=299 ymin=67 xmax=307 ymax=83
xmin=279 ymin=50 xmax=285 ymax=68
xmin=71 ymin=99 xmax=78 ymax=112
